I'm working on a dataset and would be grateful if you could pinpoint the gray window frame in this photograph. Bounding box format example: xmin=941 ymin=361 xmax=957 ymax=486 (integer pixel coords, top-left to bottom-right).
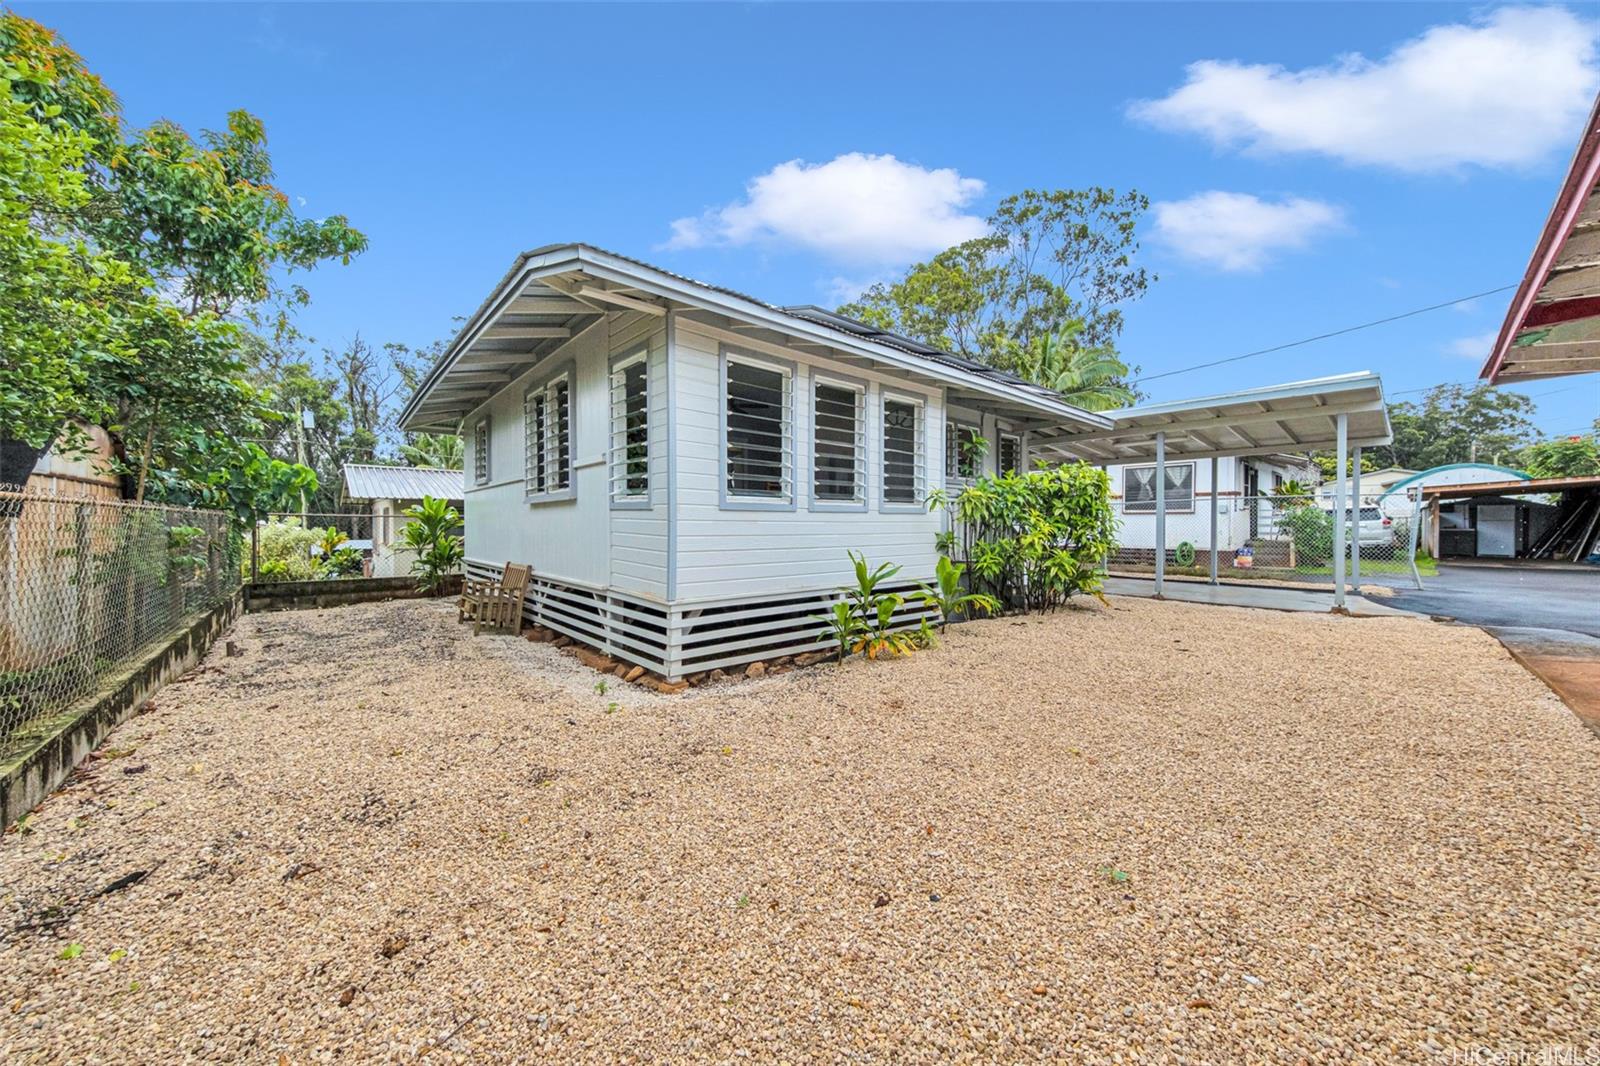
xmin=524 ymin=361 xmax=576 ymax=505
xmin=608 ymin=349 xmax=652 ymax=510
xmin=808 ymin=370 xmax=868 ymax=514
xmin=718 ymin=346 xmax=796 ymax=512
xmin=473 ymin=416 xmax=490 ymax=486
xmin=879 ymin=390 xmax=926 ymax=514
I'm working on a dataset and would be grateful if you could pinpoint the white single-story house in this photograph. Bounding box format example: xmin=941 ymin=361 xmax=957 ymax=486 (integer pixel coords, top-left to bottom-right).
xmin=400 ymin=245 xmax=1394 ymax=678
xmin=1109 ymin=453 xmax=1318 ymax=566
xmin=341 ymin=463 xmax=465 ymax=578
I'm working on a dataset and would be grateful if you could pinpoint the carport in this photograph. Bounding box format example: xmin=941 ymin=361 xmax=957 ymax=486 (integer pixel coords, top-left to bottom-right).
xmin=1422 ymin=475 xmax=1600 ymax=562
xmin=1032 ymin=372 xmax=1395 ymax=607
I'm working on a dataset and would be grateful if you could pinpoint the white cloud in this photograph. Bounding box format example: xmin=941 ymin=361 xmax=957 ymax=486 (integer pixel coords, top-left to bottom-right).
xmin=1150 ymin=191 xmax=1346 ymax=271
xmin=664 ymin=153 xmax=988 ymax=263
xmin=1130 ymin=6 xmax=1600 ymax=172
xmin=1445 ymin=330 xmax=1500 ymax=360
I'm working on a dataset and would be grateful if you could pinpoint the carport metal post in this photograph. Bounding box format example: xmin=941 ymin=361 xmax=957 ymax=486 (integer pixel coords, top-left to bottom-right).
xmin=1351 ymin=447 xmax=1362 ymax=586
xmin=1208 ymin=456 xmax=1219 ymax=585
xmin=1332 ymin=414 xmax=1348 ymax=609
xmin=1154 ymin=431 xmax=1166 ymax=597
xmin=1406 ymin=488 xmax=1424 ymax=589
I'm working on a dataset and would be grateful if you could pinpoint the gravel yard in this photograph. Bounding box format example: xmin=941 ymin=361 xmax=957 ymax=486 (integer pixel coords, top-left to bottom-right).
xmin=2 ymin=596 xmax=1597 ymax=1062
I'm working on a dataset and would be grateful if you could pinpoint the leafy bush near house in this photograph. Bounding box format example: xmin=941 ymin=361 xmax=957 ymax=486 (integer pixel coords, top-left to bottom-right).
xmin=917 ymin=555 xmax=999 ymax=630
xmin=1274 ymin=496 xmax=1333 ymax=564
xmin=401 ymin=496 xmax=464 ymax=594
xmin=929 ymin=463 xmax=1117 ymax=612
xmin=247 ymin=518 xmax=321 ymax=582
xmin=320 ymin=546 xmax=364 ymax=578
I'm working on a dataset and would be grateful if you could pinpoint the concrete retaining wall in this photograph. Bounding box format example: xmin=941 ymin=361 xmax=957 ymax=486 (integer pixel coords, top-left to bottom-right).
xmin=244 ymin=574 xmax=462 ymax=613
xmin=1 ymin=590 xmax=243 ymax=829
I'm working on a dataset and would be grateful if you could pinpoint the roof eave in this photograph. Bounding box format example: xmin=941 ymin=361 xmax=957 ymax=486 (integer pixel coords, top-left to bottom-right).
xmin=400 ymin=244 xmax=1114 ymax=433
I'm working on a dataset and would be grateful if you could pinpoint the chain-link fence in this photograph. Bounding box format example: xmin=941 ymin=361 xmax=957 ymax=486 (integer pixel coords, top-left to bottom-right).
xmin=1109 ymin=491 xmax=1426 ymax=588
xmin=1 ymin=485 xmax=237 ymax=749
xmin=247 ymin=511 xmax=458 ymax=584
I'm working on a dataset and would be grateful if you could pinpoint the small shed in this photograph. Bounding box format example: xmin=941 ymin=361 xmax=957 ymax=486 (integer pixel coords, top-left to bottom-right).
xmin=341 ymin=464 xmax=465 ymax=577
xmin=1422 ymin=475 xmax=1600 ymax=561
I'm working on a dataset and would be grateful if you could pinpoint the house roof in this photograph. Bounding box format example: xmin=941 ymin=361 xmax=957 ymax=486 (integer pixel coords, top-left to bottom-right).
xmin=1482 ymin=91 xmax=1600 ymax=383
xmin=399 ymin=244 xmax=1115 ymax=434
xmin=341 ymin=464 xmax=463 ymax=503
xmin=1032 ymin=372 xmax=1393 ymax=464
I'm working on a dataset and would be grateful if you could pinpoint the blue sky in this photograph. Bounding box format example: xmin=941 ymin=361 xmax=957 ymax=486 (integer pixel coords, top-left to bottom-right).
xmin=23 ymin=1 xmax=1600 ymax=438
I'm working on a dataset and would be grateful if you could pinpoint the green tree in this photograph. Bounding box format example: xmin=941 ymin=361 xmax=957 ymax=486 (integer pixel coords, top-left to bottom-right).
xmin=1383 ymin=384 xmax=1537 ymax=470
xmin=0 ymin=22 xmax=134 ymax=449
xmin=399 ymin=433 xmax=463 ymax=470
xmin=1014 ymin=320 xmax=1138 ymax=412
xmin=840 ymin=187 xmax=1153 ymax=372
xmin=0 ymin=12 xmax=366 ymax=508
xmin=1520 ymin=432 xmax=1600 ymax=479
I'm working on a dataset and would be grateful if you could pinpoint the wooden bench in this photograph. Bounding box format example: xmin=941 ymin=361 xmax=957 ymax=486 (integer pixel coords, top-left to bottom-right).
xmin=459 ymin=562 xmax=531 ymax=635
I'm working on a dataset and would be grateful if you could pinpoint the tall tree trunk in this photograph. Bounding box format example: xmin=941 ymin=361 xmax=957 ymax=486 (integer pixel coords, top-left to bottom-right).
xmin=132 ymin=402 xmax=159 ymax=504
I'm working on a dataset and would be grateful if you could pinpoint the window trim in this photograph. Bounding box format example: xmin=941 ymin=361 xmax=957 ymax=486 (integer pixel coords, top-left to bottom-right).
xmin=473 ymin=416 xmax=491 ymax=486
xmin=945 ymin=418 xmax=983 ymax=484
xmin=1123 ymin=461 xmax=1196 ymax=514
xmin=807 ymin=370 xmax=869 ymax=514
xmin=608 ymin=349 xmax=652 ymax=510
xmin=718 ymin=346 xmax=797 ymax=512
xmin=524 ymin=361 xmax=576 ymax=505
xmin=879 ymin=389 xmax=927 ymax=514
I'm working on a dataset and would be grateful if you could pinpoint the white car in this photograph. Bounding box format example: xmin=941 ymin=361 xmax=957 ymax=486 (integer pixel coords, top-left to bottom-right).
xmin=1331 ymin=505 xmax=1395 ymax=548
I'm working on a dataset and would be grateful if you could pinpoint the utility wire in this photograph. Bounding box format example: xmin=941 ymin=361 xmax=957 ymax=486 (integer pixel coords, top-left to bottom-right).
xmin=1132 ymin=284 xmax=1518 ymax=386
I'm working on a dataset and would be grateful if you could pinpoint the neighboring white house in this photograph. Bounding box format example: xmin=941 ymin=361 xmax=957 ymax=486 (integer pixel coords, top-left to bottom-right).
xmin=400 ymin=244 xmax=1395 ymax=677
xmin=1109 ymin=453 xmax=1318 ymax=564
xmin=340 ymin=463 xmax=465 ymax=578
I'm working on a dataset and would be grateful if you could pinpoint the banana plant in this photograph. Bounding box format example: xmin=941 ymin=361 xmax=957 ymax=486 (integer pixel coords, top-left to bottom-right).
xmin=917 ymin=555 xmax=1001 ymax=631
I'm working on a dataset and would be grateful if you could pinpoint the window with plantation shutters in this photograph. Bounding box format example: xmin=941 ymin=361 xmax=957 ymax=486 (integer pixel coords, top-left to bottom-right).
xmin=881 ymin=395 xmax=924 ymax=508
xmin=811 ymin=378 xmax=864 ymax=507
xmin=523 ymin=369 xmax=573 ymax=502
xmin=473 ymin=417 xmax=490 ymax=485
xmin=724 ymin=356 xmax=791 ymax=503
xmin=610 ymin=353 xmax=649 ymax=503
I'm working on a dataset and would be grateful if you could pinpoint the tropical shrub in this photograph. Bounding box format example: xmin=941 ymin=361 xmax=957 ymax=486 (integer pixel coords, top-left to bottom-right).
xmin=248 ymin=518 xmax=321 ymax=582
xmin=928 ymin=463 xmax=1116 ymax=612
xmin=400 ymin=496 xmax=464 ymax=593
xmin=917 ymin=555 xmax=999 ymax=630
xmin=320 ymin=546 xmax=363 ymax=578
xmin=815 ymin=551 xmax=917 ymax=663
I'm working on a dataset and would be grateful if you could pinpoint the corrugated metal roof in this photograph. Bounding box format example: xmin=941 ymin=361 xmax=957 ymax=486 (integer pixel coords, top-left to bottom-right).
xmin=341 ymin=464 xmax=463 ymax=502
xmin=399 ymin=244 xmax=1114 ymax=433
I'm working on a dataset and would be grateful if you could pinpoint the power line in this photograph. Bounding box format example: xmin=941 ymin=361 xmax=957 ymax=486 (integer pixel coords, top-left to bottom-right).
xmin=1132 ymin=284 xmax=1519 ymax=386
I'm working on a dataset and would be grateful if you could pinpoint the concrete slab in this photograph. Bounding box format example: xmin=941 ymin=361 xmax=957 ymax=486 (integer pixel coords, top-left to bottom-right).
xmin=1484 ymin=627 xmax=1600 ymax=738
xmin=1102 ymin=576 xmax=1413 ymax=618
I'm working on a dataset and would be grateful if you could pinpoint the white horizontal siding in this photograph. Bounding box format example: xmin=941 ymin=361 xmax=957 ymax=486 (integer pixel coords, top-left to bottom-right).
xmin=608 ymin=316 xmax=669 ymax=599
xmin=463 ymin=319 xmax=612 ymax=587
xmin=671 ymin=322 xmax=945 ymax=601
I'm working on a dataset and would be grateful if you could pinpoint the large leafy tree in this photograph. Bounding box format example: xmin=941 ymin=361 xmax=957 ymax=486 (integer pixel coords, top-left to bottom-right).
xmin=0 ymin=19 xmax=132 ymax=450
xmin=839 ymin=188 xmax=1153 ymax=374
xmin=1372 ymin=384 xmax=1539 ymax=471
xmin=0 ymin=12 xmax=365 ymax=512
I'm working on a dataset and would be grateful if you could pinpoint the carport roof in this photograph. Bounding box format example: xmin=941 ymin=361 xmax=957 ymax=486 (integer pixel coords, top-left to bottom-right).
xmin=1422 ymin=474 xmax=1600 ymax=499
xmin=1033 ymin=371 xmax=1392 ymax=464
